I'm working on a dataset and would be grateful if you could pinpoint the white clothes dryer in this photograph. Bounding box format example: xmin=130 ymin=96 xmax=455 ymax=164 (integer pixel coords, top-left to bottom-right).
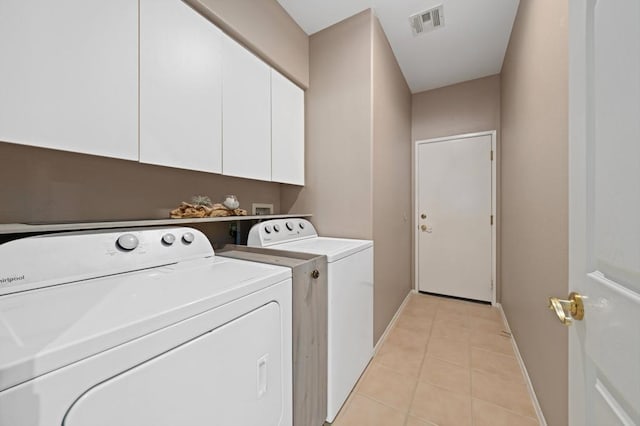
xmin=247 ymin=219 xmax=373 ymax=423
xmin=0 ymin=227 xmax=292 ymax=426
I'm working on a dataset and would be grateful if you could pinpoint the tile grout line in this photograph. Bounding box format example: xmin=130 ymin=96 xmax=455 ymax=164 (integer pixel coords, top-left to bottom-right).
xmin=466 ymin=304 xmax=476 ymax=426
xmin=470 ymin=395 xmax=541 ymax=422
xmin=402 ymin=296 xmax=439 ymax=426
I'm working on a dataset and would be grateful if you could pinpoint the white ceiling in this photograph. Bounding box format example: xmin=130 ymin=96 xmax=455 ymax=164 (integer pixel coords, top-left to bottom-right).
xmin=277 ymin=0 xmax=520 ymax=93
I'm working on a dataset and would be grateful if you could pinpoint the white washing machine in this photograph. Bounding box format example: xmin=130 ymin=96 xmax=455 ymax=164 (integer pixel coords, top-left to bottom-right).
xmin=0 ymin=227 xmax=292 ymax=426
xmin=247 ymin=219 xmax=373 ymax=423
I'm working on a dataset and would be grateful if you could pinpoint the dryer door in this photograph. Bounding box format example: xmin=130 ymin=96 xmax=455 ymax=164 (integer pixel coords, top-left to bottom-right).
xmin=63 ymin=302 xmax=285 ymax=426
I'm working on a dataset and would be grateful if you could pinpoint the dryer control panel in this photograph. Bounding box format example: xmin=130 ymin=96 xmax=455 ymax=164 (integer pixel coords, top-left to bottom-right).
xmin=247 ymin=219 xmax=317 ymax=247
xmin=0 ymin=227 xmax=214 ymax=295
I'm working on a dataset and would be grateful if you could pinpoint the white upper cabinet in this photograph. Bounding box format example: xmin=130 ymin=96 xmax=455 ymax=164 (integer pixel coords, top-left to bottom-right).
xmin=222 ymin=36 xmax=272 ymax=182
xmin=139 ymin=0 xmax=222 ymax=173
xmin=0 ymin=0 xmax=138 ymax=160
xmin=271 ymin=70 xmax=305 ymax=185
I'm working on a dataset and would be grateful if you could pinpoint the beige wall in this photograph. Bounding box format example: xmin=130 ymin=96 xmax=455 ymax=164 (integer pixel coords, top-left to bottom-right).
xmin=0 ymin=143 xmax=281 ymax=224
xmin=281 ymin=10 xmax=374 ymax=240
xmin=500 ymin=0 xmax=569 ymax=425
xmin=187 ymin=0 xmax=309 ymax=88
xmin=372 ymin=17 xmax=413 ymax=341
xmin=412 ymin=75 xmax=501 ymax=142
xmin=282 ymin=10 xmax=412 ymax=343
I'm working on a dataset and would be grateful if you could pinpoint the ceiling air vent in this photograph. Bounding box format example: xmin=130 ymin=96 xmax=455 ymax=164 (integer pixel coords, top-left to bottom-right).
xmin=409 ymin=5 xmax=445 ymax=36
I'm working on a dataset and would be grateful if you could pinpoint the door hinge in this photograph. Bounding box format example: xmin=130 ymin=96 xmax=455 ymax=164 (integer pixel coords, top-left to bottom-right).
xmin=490 ymin=150 xmax=494 ymax=161
xmin=490 ymin=215 xmax=494 ymax=225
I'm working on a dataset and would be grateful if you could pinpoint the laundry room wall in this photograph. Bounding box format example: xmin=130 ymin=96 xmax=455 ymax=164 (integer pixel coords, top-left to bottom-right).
xmin=0 ymin=143 xmax=281 ymax=224
xmin=412 ymin=75 xmax=501 ymax=142
xmin=500 ymin=0 xmax=569 ymax=424
xmin=281 ymin=9 xmax=413 ymax=344
xmin=371 ymin=16 xmax=413 ymax=342
xmin=281 ymin=10 xmax=374 ymax=240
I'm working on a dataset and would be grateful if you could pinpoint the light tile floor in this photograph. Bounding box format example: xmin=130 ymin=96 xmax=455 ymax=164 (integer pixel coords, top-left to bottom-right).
xmin=332 ymin=292 xmax=540 ymax=426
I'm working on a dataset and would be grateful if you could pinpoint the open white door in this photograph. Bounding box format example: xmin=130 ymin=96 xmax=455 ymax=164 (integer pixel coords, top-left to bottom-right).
xmin=566 ymin=0 xmax=640 ymax=425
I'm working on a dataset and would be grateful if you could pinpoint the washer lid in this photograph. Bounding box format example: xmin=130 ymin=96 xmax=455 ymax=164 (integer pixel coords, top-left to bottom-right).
xmin=0 ymin=257 xmax=290 ymax=392
xmin=271 ymin=237 xmax=373 ymax=262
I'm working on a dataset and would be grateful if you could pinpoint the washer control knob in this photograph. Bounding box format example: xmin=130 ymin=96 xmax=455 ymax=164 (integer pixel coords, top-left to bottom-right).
xmin=117 ymin=234 xmax=139 ymax=251
xmin=264 ymin=225 xmax=273 ymax=234
xmin=286 ymin=221 xmax=294 ymax=231
xmin=162 ymin=233 xmax=176 ymax=245
xmin=299 ymin=222 xmax=305 ymax=229
xmin=182 ymin=232 xmax=195 ymax=244
xmin=273 ymin=224 xmax=281 ymax=232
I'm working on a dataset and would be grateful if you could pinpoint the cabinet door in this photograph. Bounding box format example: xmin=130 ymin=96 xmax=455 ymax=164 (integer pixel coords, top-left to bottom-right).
xmin=222 ymin=36 xmax=271 ymax=181
xmin=271 ymin=70 xmax=305 ymax=185
xmin=0 ymin=0 xmax=138 ymax=160
xmin=140 ymin=0 xmax=222 ymax=173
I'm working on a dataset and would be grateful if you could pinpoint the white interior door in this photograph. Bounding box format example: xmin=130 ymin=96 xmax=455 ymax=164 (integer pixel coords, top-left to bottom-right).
xmin=415 ymin=132 xmax=495 ymax=303
xmin=568 ymin=0 xmax=640 ymax=425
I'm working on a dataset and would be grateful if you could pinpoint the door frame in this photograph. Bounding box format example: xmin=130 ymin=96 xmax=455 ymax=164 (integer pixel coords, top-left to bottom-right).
xmin=412 ymin=130 xmax=497 ymax=305
xmin=568 ymin=0 xmax=588 ymax=422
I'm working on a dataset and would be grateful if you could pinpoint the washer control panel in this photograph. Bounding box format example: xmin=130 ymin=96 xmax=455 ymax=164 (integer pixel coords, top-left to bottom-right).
xmin=0 ymin=227 xmax=214 ymax=296
xmin=247 ymin=219 xmax=317 ymax=247
xmin=117 ymin=233 xmax=139 ymax=251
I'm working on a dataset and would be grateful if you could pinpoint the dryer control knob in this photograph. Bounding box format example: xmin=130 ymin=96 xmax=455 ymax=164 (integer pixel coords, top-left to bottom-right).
xmin=264 ymin=225 xmax=273 ymax=234
xmin=182 ymin=232 xmax=195 ymax=244
xmin=162 ymin=233 xmax=176 ymax=245
xmin=117 ymin=234 xmax=139 ymax=251
xmin=273 ymin=224 xmax=281 ymax=232
xmin=286 ymin=221 xmax=294 ymax=231
xmin=299 ymin=222 xmax=305 ymax=229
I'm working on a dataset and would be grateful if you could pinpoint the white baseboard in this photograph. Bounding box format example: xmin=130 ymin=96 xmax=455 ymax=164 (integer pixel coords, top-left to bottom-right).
xmin=496 ymin=303 xmax=547 ymax=426
xmin=373 ymin=289 xmax=415 ymax=353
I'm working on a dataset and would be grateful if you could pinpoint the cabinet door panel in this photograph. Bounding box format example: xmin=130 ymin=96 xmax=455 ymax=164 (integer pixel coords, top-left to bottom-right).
xmin=222 ymin=36 xmax=271 ymax=181
xmin=140 ymin=0 xmax=222 ymax=173
xmin=0 ymin=0 xmax=138 ymax=160
xmin=271 ymin=70 xmax=305 ymax=185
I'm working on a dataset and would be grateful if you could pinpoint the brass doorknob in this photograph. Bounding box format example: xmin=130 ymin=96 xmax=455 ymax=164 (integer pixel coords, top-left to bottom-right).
xmin=548 ymin=292 xmax=584 ymax=326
